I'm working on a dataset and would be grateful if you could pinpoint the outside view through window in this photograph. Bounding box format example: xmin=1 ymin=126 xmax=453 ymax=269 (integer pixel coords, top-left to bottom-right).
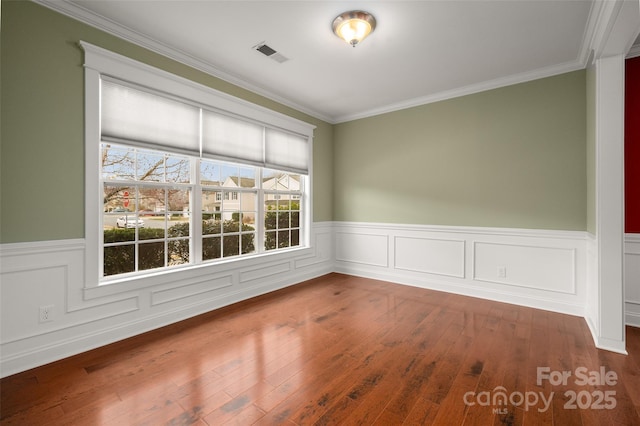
xmin=102 ymin=144 xmax=302 ymax=277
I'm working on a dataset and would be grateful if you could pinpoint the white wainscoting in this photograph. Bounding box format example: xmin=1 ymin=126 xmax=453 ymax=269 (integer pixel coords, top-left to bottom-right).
xmin=0 ymin=222 xmax=333 ymax=378
xmin=334 ymin=222 xmax=587 ymax=316
xmin=626 ymin=233 xmax=640 ymax=327
xmin=4 ymin=222 xmax=632 ymax=377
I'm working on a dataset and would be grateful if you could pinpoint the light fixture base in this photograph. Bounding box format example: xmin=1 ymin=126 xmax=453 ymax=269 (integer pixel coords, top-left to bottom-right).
xmin=332 ymin=10 xmax=376 ymax=47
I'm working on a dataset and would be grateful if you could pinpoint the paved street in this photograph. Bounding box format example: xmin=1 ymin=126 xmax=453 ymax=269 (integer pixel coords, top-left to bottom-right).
xmin=103 ymin=214 xmax=187 ymax=229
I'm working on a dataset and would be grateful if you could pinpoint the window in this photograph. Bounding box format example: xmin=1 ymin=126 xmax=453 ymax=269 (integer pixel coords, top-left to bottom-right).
xmin=102 ymin=145 xmax=192 ymax=276
xmin=83 ymin=41 xmax=314 ymax=284
xmin=200 ymin=160 xmax=259 ymax=261
xmin=263 ymin=169 xmax=302 ymax=251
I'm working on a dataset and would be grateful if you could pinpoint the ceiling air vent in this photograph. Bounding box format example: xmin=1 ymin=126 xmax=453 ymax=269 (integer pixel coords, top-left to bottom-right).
xmin=253 ymin=42 xmax=289 ymax=63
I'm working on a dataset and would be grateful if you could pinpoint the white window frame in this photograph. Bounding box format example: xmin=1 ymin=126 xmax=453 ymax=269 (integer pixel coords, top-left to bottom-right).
xmin=81 ymin=41 xmax=314 ymax=295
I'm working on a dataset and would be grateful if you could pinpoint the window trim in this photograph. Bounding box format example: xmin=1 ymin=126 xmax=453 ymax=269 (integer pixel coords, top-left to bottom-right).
xmin=82 ymin=41 xmax=314 ymax=291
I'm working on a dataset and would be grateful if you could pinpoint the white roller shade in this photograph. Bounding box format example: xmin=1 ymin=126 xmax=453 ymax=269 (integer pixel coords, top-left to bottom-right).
xmin=201 ymin=110 xmax=264 ymax=166
xmin=265 ymin=128 xmax=309 ymax=174
xmin=101 ymin=80 xmax=200 ymax=154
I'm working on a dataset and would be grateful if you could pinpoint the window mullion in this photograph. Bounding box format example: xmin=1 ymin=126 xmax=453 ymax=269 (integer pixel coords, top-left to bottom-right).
xmin=193 ymin=158 xmax=202 ymax=264
xmin=257 ymin=168 xmax=265 ymax=253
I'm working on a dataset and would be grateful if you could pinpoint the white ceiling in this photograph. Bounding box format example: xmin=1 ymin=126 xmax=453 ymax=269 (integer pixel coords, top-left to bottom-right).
xmin=40 ymin=1 xmax=623 ymax=123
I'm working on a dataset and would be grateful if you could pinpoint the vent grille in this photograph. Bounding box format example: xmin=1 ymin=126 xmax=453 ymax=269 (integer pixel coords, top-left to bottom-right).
xmin=256 ymin=44 xmax=277 ymax=56
xmin=253 ymin=43 xmax=289 ymax=63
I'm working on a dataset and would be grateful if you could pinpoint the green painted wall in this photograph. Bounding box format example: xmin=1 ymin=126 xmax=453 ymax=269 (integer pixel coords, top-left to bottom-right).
xmin=1 ymin=2 xmax=590 ymax=243
xmin=334 ymin=70 xmax=587 ymax=231
xmin=1 ymin=1 xmax=333 ymax=243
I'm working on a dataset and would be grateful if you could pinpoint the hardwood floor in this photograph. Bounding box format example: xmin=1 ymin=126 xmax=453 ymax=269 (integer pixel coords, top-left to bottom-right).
xmin=1 ymin=273 xmax=639 ymax=425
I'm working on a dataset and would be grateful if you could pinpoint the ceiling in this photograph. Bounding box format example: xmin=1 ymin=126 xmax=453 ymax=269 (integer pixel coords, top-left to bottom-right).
xmin=38 ymin=1 xmax=633 ymax=123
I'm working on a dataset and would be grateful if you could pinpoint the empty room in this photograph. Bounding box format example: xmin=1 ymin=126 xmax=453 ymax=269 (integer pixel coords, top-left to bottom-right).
xmin=2 ymin=1 xmax=640 ymax=424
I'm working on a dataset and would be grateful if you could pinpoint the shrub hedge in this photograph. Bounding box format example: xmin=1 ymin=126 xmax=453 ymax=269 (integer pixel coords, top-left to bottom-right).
xmin=103 ymin=220 xmax=255 ymax=276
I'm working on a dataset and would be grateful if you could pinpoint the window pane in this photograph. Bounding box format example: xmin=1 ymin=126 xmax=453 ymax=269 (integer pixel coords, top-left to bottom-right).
xmin=263 ymin=169 xmax=302 ymax=192
xmin=202 ymin=190 xmax=222 ymax=222
xmin=104 ymin=227 xmax=135 ymax=243
xmin=223 ymin=192 xmax=239 ymax=222
xmin=291 ymin=211 xmax=300 ymax=228
xmin=203 ymin=218 xmax=222 ymax=235
xmin=291 ymin=229 xmax=300 ymax=247
xmin=138 ymin=186 xmax=164 ymax=215
xmin=168 ymin=189 xmax=190 ymax=237
xmin=221 ymin=164 xmax=238 ymax=186
xmin=201 ymin=160 xmax=222 ymax=186
xmin=138 ymin=226 xmax=162 ymax=241
xmin=241 ymin=233 xmax=255 ymax=255
xmin=289 ymin=174 xmax=302 ymax=191
xmin=263 ymin=169 xmax=278 ymax=190
xmin=265 ymin=231 xmax=276 ymax=251
xmin=165 ymin=155 xmax=190 ymax=183
xmin=223 ymin=235 xmax=240 ymax=257
xmin=168 ymin=188 xmax=190 ymax=214
xmin=241 ymin=192 xmax=258 ymax=223
xmin=277 ymin=210 xmax=290 ymax=230
xmin=137 ymin=188 xmax=163 ymax=238
xmin=104 ymin=184 xmax=132 ymax=213
xmin=168 ymin=217 xmax=190 ymax=238
xmin=139 ymin=242 xmax=165 ymax=271
xmin=104 ymin=245 xmax=134 ymax=276
xmin=203 ymin=236 xmax=221 ymax=260
xmin=229 ymin=210 xmax=241 ymax=227
xmin=104 ymin=185 xmax=137 ymax=242
xmin=168 ymin=239 xmax=189 ymax=265
xmin=136 ymin=150 xmax=164 ymax=182
xmin=102 ymin=144 xmax=135 ymax=180
xmin=277 ymin=230 xmax=290 ymax=249
xmin=237 ymin=166 xmax=257 ymax=189
xmin=265 ymin=208 xmax=277 ymax=231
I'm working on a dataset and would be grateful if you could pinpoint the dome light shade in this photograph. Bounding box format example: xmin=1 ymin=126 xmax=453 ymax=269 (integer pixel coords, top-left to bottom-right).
xmin=332 ymin=11 xmax=376 ymax=47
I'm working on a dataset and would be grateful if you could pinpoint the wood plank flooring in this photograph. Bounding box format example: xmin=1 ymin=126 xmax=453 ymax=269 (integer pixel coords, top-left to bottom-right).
xmin=1 ymin=273 xmax=639 ymax=425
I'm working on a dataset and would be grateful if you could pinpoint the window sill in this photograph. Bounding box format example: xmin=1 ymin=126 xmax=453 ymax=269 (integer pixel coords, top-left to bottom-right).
xmin=83 ymin=245 xmax=313 ymax=300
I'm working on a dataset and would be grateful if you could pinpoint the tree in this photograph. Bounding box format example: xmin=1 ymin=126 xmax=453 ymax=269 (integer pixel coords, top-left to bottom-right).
xmin=101 ymin=144 xmax=190 ymax=208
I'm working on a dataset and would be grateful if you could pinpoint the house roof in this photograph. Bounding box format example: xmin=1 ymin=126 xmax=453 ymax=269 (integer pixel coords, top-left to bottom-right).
xmin=228 ymin=177 xmax=256 ymax=188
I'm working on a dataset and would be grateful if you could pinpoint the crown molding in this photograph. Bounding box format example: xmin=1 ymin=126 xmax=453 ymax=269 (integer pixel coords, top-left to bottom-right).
xmin=34 ymin=0 xmax=619 ymax=125
xmin=582 ymin=0 xmax=640 ymax=62
xmin=33 ymin=0 xmax=335 ymax=124
xmin=331 ymin=0 xmax=627 ymax=123
xmin=579 ymin=0 xmax=617 ymax=65
xmin=332 ymin=60 xmax=585 ymax=123
xmin=578 ymin=0 xmax=606 ymax=66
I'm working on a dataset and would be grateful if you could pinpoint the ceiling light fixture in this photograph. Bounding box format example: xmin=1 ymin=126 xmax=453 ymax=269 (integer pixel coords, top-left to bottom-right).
xmin=332 ymin=10 xmax=376 ymax=47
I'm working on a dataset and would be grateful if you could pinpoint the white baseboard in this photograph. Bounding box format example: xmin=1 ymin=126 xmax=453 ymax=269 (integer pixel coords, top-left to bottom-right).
xmin=625 ymin=305 xmax=640 ymax=328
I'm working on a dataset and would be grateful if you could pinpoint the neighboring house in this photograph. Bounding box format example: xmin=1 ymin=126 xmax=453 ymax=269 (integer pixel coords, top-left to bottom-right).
xmin=216 ymin=176 xmax=257 ymax=222
xmin=201 ymin=174 xmax=301 ymax=222
xmin=263 ymin=174 xmax=301 ymax=208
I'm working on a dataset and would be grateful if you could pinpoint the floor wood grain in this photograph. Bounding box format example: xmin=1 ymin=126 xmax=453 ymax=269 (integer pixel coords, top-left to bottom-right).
xmin=1 ymin=273 xmax=639 ymax=425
